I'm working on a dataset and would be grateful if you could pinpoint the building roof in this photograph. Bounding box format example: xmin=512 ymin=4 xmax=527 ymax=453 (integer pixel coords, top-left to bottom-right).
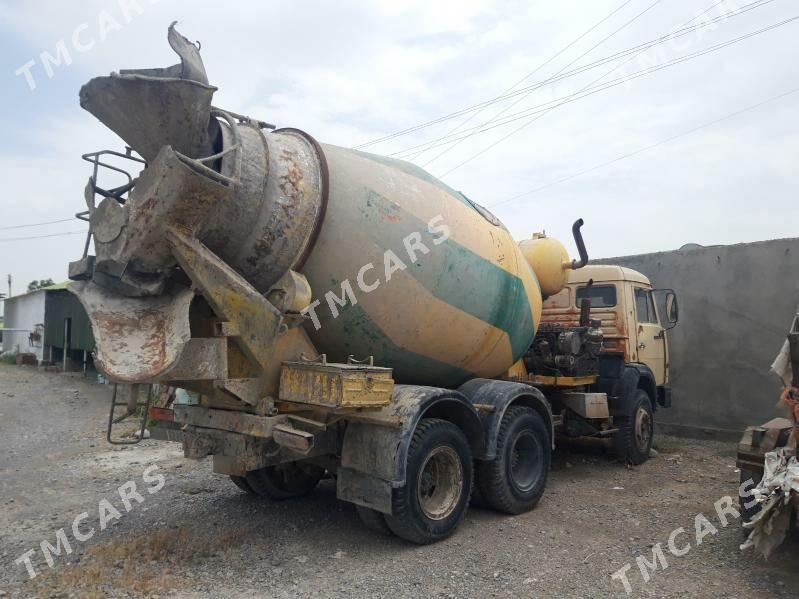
xmin=566 ymin=264 xmax=651 ymax=286
xmin=5 ymin=281 xmax=69 ymax=301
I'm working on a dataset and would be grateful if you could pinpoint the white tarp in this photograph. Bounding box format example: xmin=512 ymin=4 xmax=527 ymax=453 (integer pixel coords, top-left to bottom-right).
xmin=770 ymin=339 xmax=793 ymax=387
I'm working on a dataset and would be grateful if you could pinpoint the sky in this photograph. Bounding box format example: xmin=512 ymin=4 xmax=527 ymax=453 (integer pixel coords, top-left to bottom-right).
xmin=0 ymin=0 xmax=797 ymax=297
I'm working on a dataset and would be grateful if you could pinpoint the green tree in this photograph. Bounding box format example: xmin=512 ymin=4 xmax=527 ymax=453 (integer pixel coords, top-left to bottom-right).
xmin=27 ymin=278 xmax=55 ymax=292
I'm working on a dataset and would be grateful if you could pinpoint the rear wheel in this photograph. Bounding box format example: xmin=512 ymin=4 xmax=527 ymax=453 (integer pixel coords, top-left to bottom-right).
xmin=229 ymin=475 xmax=256 ymax=495
xmin=613 ymin=390 xmax=653 ymax=465
xmin=477 ymin=406 xmax=551 ymax=514
xmin=384 ymin=418 xmax=472 ymax=544
xmin=356 ymin=505 xmax=393 ymax=536
xmin=245 ymin=462 xmax=325 ymax=500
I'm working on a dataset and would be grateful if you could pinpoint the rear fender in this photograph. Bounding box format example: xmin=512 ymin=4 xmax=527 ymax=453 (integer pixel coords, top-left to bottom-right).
xmin=611 ymin=364 xmax=657 ymax=415
xmin=338 ymin=385 xmax=483 ymax=514
xmin=458 ymin=378 xmax=554 ymax=459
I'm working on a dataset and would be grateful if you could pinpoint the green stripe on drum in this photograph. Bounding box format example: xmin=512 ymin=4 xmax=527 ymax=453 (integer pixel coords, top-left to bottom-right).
xmin=317 ymin=302 xmax=475 ymax=387
xmin=360 ymin=188 xmax=536 ymax=359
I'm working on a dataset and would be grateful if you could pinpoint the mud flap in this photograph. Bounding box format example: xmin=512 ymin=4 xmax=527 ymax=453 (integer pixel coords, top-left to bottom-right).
xmin=337 ymin=467 xmax=393 ymax=515
xmin=338 ymin=385 xmax=483 ymax=515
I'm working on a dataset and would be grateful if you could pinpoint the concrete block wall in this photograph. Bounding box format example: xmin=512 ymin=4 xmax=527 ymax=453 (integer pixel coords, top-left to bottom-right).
xmin=596 ymin=238 xmax=799 ymax=439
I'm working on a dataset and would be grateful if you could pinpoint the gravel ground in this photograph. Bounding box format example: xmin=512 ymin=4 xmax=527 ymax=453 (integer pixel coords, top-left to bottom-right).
xmin=1 ymin=364 xmax=797 ymax=598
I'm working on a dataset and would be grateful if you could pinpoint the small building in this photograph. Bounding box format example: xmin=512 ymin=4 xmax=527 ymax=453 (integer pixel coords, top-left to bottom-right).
xmin=2 ymin=287 xmax=47 ymax=361
xmin=2 ymin=283 xmax=95 ymax=370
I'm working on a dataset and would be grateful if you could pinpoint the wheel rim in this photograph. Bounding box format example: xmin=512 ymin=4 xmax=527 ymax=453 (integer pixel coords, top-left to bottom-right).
xmin=509 ymin=430 xmax=542 ymax=492
xmin=634 ymin=406 xmax=652 ymax=451
xmin=416 ymin=445 xmax=463 ymax=521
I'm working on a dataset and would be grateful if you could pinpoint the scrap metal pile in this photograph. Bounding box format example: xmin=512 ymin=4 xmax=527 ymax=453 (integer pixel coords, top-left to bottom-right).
xmin=741 ymin=313 xmax=799 ymax=558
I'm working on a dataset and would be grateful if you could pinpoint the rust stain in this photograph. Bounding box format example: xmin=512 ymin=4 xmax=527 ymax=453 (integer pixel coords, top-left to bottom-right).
xmin=93 ymin=308 xmax=168 ymax=379
xmin=278 ymin=149 xmax=304 ymax=201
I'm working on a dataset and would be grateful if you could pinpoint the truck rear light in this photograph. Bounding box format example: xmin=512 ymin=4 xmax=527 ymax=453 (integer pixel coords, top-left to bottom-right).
xmin=149 ymin=407 xmax=175 ymax=422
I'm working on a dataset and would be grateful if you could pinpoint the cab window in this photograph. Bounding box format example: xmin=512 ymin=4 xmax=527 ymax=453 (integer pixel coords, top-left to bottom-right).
xmin=634 ymin=288 xmax=658 ymax=323
xmin=544 ymin=287 xmax=571 ymax=309
xmin=575 ymin=285 xmax=616 ymax=308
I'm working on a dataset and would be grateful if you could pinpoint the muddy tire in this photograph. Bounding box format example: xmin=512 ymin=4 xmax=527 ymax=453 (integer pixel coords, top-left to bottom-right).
xmin=477 ymin=406 xmax=550 ymax=515
xmin=356 ymin=505 xmax=394 ymax=536
xmin=384 ymin=418 xmax=472 ymax=545
xmin=613 ymin=390 xmax=653 ymax=465
xmin=230 ymin=475 xmax=256 ymax=495
xmin=245 ymin=462 xmax=324 ymax=500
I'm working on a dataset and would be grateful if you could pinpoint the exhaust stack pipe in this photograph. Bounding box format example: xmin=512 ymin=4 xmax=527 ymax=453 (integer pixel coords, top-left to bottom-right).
xmin=566 ymin=218 xmax=589 ymax=270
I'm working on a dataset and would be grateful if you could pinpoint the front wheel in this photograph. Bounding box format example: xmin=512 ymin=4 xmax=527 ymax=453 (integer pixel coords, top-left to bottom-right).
xmin=384 ymin=418 xmax=473 ymax=544
xmin=477 ymin=406 xmax=551 ymax=514
xmin=613 ymin=389 xmax=654 ymax=465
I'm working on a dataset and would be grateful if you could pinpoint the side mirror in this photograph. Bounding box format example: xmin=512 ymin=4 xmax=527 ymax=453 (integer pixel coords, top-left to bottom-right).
xmin=665 ymin=291 xmax=679 ymax=329
xmin=653 ymin=288 xmax=679 ymax=330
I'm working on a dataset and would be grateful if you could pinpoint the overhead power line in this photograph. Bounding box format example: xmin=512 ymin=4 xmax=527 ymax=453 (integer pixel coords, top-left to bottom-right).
xmin=356 ymin=0 xmax=668 ymax=150
xmin=354 ymin=0 xmax=774 ymax=152
xmin=424 ymin=0 xmax=666 ymax=168
xmin=390 ymin=15 xmax=799 ymax=158
xmin=0 ymin=217 xmax=75 ymax=230
xmin=402 ymin=0 xmax=637 ymax=162
xmin=487 ymin=85 xmax=799 ymax=209
xmin=428 ymin=0 xmax=773 ymax=168
xmin=436 ymin=8 xmax=796 ymax=176
xmin=0 ymin=230 xmax=87 ymax=242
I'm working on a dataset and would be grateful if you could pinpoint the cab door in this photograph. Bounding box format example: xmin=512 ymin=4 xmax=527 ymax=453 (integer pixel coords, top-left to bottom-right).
xmin=633 ymin=287 xmax=665 ymax=385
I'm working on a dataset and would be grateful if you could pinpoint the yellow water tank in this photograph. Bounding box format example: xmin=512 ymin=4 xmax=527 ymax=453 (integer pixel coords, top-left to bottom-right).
xmin=518 ymin=232 xmax=570 ymax=298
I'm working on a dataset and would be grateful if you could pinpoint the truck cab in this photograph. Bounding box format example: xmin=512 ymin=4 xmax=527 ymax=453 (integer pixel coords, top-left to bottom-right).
xmin=542 ymin=265 xmax=674 ymax=392
xmin=523 ymin=264 xmax=679 ymax=464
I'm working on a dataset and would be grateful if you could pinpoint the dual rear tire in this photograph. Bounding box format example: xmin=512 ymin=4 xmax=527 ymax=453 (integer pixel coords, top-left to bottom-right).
xmin=358 ymin=408 xmax=551 ymax=544
xmin=231 ymin=462 xmax=325 ymax=500
xmin=476 ymin=406 xmax=551 ymax=514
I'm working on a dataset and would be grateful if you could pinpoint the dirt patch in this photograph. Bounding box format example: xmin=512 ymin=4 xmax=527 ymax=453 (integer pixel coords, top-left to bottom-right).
xmin=2 ymin=365 xmax=798 ymax=598
xmin=31 ymin=526 xmax=248 ymax=598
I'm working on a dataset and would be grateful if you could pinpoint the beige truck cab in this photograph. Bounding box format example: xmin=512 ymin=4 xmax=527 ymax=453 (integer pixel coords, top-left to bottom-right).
xmin=528 ymin=264 xmax=678 ymax=464
xmin=543 ymin=265 xmax=676 ymax=387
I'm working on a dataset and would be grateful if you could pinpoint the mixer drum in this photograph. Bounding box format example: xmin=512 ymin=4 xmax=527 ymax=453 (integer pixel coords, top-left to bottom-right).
xmin=300 ymin=146 xmax=542 ymax=387
xmin=71 ymin=24 xmax=545 ymax=387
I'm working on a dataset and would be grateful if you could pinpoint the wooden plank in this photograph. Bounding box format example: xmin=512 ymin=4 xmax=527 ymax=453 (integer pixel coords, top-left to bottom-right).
xmin=527 ymin=374 xmax=597 ymax=387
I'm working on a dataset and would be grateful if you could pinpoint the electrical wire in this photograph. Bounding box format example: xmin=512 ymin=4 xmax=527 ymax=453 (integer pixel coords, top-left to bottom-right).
xmin=436 ymin=9 xmax=796 ymax=175
xmin=486 ymin=86 xmax=799 ymax=209
xmin=423 ymin=0 xmax=767 ymax=167
xmin=388 ymin=15 xmax=798 ymax=157
xmin=0 ymin=230 xmax=87 ymax=242
xmin=401 ymin=0 xmax=637 ymax=162
xmin=426 ymin=0 xmax=666 ymax=168
xmin=354 ymin=0 xmax=773 ymax=153
xmin=0 ymin=218 xmax=75 ymax=230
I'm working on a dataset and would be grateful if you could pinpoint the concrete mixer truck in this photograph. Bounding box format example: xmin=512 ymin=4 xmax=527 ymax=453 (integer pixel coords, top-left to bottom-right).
xmin=67 ymin=25 xmax=677 ymax=544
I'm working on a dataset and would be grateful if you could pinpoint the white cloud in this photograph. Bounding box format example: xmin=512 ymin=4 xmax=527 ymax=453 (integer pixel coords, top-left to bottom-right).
xmin=1 ymin=0 xmax=798 ymax=290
